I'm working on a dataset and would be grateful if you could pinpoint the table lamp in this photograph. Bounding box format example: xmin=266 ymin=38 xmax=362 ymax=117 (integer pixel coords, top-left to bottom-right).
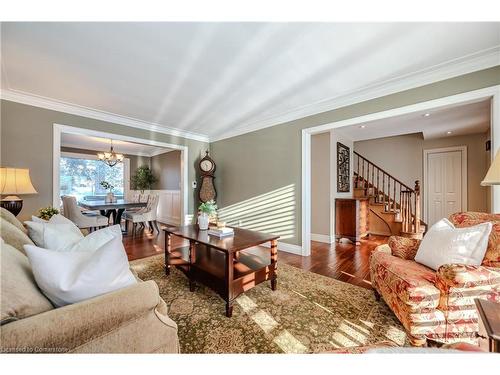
xmin=481 ymin=149 xmax=500 ymax=186
xmin=0 ymin=168 xmax=38 ymax=216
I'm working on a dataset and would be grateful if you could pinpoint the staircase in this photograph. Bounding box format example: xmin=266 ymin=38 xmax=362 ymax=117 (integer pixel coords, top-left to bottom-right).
xmin=353 ymin=151 xmax=427 ymax=239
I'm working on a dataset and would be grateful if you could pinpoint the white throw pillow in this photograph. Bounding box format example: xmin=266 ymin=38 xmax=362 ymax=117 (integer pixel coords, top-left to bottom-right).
xmin=24 ymin=214 xmax=83 ymax=250
xmin=414 ymin=218 xmax=492 ymax=271
xmin=24 ymin=225 xmax=136 ymax=307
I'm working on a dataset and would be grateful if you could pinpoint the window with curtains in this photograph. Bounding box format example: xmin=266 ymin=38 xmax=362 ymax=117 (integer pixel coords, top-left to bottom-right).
xmin=59 ymin=153 xmax=125 ymax=202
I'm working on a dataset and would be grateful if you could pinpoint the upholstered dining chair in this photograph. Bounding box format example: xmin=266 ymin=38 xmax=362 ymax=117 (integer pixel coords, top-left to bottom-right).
xmin=61 ymin=195 xmax=109 ymax=231
xmin=123 ymin=194 xmax=160 ymax=236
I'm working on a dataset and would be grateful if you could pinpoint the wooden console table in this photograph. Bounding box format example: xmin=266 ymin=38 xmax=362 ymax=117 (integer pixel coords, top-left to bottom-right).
xmin=163 ymin=225 xmax=280 ymax=317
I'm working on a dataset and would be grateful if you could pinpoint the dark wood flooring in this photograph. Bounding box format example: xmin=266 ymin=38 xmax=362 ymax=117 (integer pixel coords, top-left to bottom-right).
xmin=123 ymin=223 xmax=388 ymax=290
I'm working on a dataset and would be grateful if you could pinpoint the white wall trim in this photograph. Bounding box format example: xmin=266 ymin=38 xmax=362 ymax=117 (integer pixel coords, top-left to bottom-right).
xmin=311 ymin=233 xmax=333 ymax=244
xmin=423 ymin=146 xmax=468 ymax=223
xmin=302 ymin=85 xmax=500 ymax=255
xmin=301 ymin=128 xmax=312 ymax=256
xmin=212 ymin=46 xmax=500 ymax=142
xmin=3 ymin=89 xmax=209 ymax=143
xmin=261 ymin=241 xmax=303 ymax=256
xmin=61 ymin=141 xmax=173 ymax=158
xmin=53 ymin=124 xmax=190 ymax=225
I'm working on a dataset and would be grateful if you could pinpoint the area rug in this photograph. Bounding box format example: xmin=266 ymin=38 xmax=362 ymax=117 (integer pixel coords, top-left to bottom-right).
xmin=130 ymin=254 xmax=409 ymax=353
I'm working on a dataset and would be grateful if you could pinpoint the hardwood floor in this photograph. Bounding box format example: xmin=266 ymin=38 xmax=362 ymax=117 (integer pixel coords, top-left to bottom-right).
xmin=279 ymin=236 xmax=388 ymax=289
xmin=123 ymin=223 xmax=388 ymax=290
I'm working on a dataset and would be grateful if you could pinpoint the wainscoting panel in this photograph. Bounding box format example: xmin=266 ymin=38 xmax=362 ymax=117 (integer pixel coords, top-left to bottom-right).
xmin=128 ymin=189 xmax=181 ymax=225
xmin=155 ymin=190 xmax=181 ymax=225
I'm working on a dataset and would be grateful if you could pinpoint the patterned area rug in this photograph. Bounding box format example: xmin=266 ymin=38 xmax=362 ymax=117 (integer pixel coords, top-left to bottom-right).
xmin=130 ymin=254 xmax=409 ymax=353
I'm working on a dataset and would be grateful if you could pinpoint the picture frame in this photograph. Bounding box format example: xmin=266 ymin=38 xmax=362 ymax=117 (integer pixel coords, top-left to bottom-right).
xmin=337 ymin=142 xmax=350 ymax=192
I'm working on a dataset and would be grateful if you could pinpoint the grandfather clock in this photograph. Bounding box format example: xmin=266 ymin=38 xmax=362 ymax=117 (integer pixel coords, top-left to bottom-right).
xmin=198 ymin=151 xmax=217 ymax=203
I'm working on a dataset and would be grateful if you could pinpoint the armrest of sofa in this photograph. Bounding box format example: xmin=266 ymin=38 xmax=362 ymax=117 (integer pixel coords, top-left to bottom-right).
xmin=436 ymin=264 xmax=500 ymax=289
xmin=1 ymin=280 xmax=168 ymax=352
xmin=387 ymin=236 xmax=422 ymax=260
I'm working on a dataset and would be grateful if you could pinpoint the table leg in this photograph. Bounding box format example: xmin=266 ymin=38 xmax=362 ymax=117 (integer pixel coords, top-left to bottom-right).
xmin=270 ymin=239 xmax=278 ymax=291
xmin=115 ymin=208 xmax=125 ymax=229
xmin=225 ymin=250 xmax=234 ymax=317
xmin=189 ymin=240 xmax=196 ymax=292
xmin=165 ymin=233 xmax=171 ymax=275
xmin=103 ymin=210 xmax=114 ymax=225
xmin=226 ymin=300 xmax=234 ymax=318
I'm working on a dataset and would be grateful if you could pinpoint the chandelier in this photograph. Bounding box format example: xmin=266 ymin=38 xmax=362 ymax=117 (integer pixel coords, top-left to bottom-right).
xmin=97 ymin=140 xmax=124 ymax=167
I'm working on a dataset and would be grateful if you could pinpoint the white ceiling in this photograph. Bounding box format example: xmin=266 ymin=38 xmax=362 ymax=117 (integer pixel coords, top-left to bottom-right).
xmin=61 ymin=132 xmax=172 ymax=157
xmin=335 ymin=98 xmax=491 ymax=141
xmin=2 ymin=22 xmax=500 ymax=141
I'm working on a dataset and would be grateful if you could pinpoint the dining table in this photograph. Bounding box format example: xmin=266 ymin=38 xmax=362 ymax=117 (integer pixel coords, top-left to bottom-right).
xmin=78 ymin=199 xmax=147 ymax=232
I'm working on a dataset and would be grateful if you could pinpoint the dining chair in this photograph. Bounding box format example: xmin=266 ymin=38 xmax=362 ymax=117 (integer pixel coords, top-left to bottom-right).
xmin=61 ymin=196 xmax=109 ymax=231
xmin=123 ymin=194 xmax=160 ymax=236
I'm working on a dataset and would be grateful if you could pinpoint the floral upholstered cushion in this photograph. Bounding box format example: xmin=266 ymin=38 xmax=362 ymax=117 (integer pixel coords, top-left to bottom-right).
xmin=448 ymin=212 xmax=500 ymax=268
xmin=436 ymin=264 xmax=500 ymax=289
xmin=370 ymin=250 xmax=440 ymax=309
xmin=388 ymin=236 xmax=421 ymax=260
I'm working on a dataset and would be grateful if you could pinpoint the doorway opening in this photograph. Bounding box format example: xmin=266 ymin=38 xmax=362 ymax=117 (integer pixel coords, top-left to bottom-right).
xmin=53 ymin=124 xmax=189 ymax=227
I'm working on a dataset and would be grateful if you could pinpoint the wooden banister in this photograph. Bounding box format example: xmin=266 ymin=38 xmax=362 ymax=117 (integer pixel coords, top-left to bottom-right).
xmin=353 ymin=151 xmax=425 ymax=236
xmin=354 ymin=151 xmax=414 ymax=192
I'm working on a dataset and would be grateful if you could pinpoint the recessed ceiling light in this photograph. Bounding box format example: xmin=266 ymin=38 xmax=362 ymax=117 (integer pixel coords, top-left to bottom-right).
xmin=423 ymin=113 xmax=431 ymax=117
xmin=359 ymin=125 xmax=366 ymax=129
xmin=447 ymin=131 xmax=452 ymax=135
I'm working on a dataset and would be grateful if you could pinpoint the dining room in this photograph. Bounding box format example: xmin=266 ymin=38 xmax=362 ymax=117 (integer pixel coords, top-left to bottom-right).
xmin=54 ymin=125 xmax=185 ymax=249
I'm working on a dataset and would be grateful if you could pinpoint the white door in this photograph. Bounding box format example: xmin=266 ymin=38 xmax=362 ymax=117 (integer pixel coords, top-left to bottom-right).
xmin=426 ymin=149 xmax=465 ymax=225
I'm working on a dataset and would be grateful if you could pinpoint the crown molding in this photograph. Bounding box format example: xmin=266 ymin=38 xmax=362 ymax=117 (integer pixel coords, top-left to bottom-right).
xmin=0 ymin=89 xmax=210 ymax=143
xmin=60 ymin=140 xmax=173 ymax=158
xmin=211 ymin=45 xmax=500 ymax=142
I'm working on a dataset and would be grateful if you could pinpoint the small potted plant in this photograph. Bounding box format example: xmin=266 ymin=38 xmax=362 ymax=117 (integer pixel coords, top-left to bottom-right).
xmin=38 ymin=206 xmax=59 ymax=221
xmin=198 ymin=200 xmax=217 ymax=230
xmin=100 ymin=181 xmax=116 ymax=203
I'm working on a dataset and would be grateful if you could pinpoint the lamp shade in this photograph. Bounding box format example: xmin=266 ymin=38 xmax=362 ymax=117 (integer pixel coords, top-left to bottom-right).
xmin=481 ymin=149 xmax=500 ymax=186
xmin=0 ymin=168 xmax=38 ymax=195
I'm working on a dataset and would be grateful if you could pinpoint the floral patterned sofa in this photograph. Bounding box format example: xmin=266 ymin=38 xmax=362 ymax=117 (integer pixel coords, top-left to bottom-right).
xmin=370 ymin=212 xmax=500 ymax=346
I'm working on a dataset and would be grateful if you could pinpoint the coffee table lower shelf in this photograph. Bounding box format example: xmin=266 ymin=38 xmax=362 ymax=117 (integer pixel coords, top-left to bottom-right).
xmin=168 ymin=244 xmax=277 ymax=317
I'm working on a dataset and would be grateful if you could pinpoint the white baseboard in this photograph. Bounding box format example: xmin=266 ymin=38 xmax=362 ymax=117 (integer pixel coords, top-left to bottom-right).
xmin=311 ymin=233 xmax=333 ymax=244
xmin=261 ymin=241 xmax=303 ymax=255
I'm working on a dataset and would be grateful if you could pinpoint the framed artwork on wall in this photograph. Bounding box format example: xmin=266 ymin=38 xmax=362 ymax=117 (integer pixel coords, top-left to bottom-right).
xmin=337 ymin=142 xmax=350 ymax=192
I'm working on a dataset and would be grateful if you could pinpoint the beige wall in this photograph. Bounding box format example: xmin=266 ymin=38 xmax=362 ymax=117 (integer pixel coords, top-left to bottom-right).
xmin=354 ymin=132 xmax=490 ymax=214
xmin=311 ymin=133 xmax=330 ymax=236
xmin=211 ymin=66 xmax=500 ymax=246
xmin=1 ymin=100 xmax=208 ymax=221
xmin=151 ymin=150 xmax=181 ymax=191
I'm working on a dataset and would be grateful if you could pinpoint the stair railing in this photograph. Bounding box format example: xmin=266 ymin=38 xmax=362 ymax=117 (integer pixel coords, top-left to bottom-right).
xmin=353 ymin=151 xmax=423 ymax=235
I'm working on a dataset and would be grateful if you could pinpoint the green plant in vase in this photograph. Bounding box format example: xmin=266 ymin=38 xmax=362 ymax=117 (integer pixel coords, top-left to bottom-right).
xmin=198 ymin=200 xmax=217 ymax=230
xmin=38 ymin=206 xmax=59 ymax=221
xmin=131 ymin=166 xmax=158 ymax=193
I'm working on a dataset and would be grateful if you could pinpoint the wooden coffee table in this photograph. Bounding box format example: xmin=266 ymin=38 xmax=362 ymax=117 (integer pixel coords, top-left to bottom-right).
xmin=163 ymin=225 xmax=280 ymax=317
xmin=475 ymin=299 xmax=500 ymax=353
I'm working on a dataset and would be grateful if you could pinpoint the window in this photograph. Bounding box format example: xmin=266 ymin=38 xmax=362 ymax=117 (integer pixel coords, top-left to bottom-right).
xmin=60 ymin=153 xmax=126 ymax=202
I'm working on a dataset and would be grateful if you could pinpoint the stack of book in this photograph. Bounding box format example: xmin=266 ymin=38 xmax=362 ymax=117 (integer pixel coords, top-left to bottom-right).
xmin=207 ymin=226 xmax=234 ymax=238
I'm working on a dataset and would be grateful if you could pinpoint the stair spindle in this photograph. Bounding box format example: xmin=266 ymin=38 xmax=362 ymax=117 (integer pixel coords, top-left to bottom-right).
xmin=376 ymin=169 xmax=380 ymax=202
xmin=393 ymin=181 xmax=396 ymax=211
xmin=357 ymin=155 xmax=360 ymax=188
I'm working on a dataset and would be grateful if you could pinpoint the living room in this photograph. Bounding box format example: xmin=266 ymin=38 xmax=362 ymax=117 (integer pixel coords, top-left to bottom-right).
xmin=1 ymin=1 xmax=500 ymax=373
